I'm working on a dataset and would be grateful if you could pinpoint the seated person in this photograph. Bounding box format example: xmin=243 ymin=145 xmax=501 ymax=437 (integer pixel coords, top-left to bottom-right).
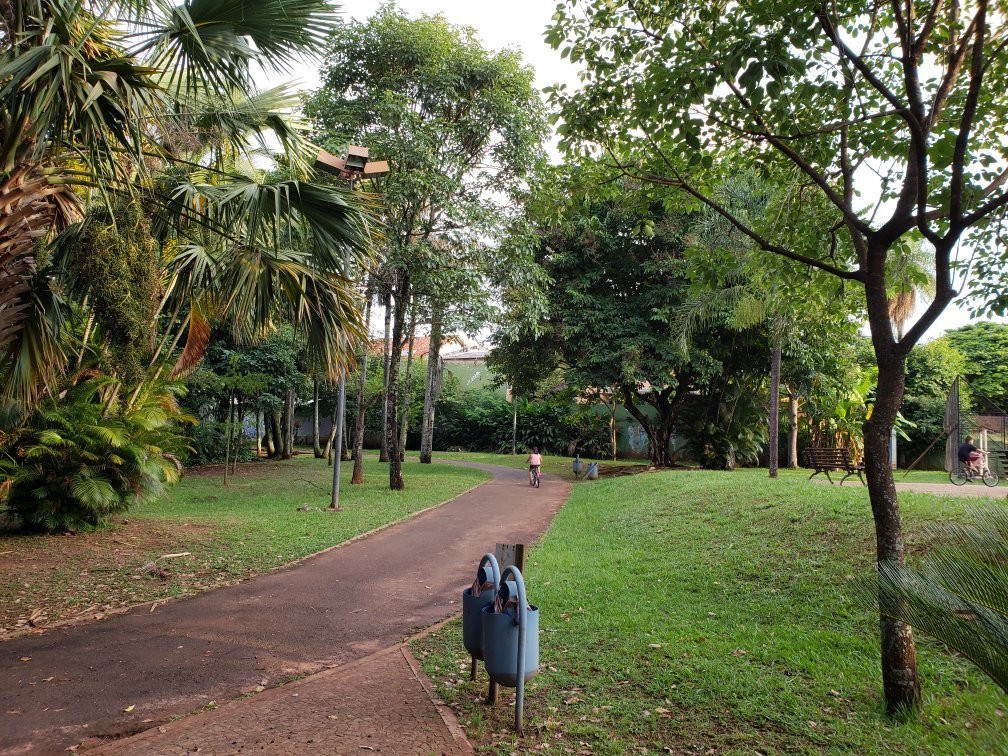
xmin=957 ymin=436 xmax=985 ymax=473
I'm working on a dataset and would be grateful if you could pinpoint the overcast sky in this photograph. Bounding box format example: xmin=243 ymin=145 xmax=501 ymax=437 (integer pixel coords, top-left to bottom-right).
xmin=273 ymin=0 xmax=998 ymax=342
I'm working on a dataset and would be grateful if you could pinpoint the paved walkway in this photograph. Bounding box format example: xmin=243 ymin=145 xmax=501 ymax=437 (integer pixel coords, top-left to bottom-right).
xmin=813 ymin=477 xmax=1007 ymax=498
xmin=88 ymin=643 xmax=472 ymax=756
xmin=894 ymin=480 xmax=1008 ymax=498
xmin=1 ymin=462 xmax=570 ymax=754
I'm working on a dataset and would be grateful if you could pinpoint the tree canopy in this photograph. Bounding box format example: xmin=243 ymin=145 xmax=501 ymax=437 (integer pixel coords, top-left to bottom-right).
xmin=546 ymin=0 xmax=1008 ymax=713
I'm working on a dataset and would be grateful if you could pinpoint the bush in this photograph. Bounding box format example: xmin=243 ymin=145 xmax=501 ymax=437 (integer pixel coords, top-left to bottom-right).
xmin=185 ymin=421 xmax=256 ymax=466
xmin=434 ymin=388 xmax=609 ymax=456
xmin=0 ymin=379 xmax=190 ymax=531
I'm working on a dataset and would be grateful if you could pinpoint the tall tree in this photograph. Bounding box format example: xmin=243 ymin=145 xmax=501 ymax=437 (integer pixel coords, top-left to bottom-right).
xmin=306 ymin=4 xmax=547 ymax=488
xmin=943 ymin=322 xmax=1008 ymax=410
xmin=492 ymin=182 xmax=740 ymax=467
xmin=548 ymin=0 xmax=1008 ymax=713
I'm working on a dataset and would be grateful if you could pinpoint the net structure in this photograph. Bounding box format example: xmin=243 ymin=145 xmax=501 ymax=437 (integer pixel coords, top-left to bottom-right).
xmin=944 ymin=376 xmax=1008 ymax=473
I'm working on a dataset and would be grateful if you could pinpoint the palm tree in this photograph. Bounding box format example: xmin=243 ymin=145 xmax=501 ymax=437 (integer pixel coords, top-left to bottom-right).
xmin=887 ymin=239 xmax=936 ymax=340
xmin=0 ymin=0 xmax=375 ymax=408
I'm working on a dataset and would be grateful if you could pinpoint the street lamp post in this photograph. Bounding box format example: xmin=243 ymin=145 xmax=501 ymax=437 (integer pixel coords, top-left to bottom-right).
xmin=316 ymin=146 xmax=389 ymax=510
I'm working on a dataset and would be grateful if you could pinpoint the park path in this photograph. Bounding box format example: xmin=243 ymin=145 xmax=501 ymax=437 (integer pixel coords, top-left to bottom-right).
xmin=813 ymin=477 xmax=1007 ymax=498
xmin=0 ymin=462 xmax=570 ymax=754
xmin=894 ymin=480 xmax=1007 ymax=497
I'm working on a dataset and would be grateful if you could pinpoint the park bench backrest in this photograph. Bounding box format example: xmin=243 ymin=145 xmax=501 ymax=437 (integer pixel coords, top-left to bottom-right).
xmin=805 ymin=447 xmax=857 ymax=470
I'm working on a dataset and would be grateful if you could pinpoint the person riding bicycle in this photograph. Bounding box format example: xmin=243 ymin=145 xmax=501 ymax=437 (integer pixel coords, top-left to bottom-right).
xmin=958 ymin=436 xmax=987 ymax=475
xmin=526 ymin=447 xmax=542 ymax=485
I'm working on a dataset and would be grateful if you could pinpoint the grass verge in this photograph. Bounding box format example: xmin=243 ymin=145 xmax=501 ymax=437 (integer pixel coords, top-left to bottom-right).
xmin=413 ymin=468 xmax=1007 ymax=754
xmin=0 ymin=456 xmax=488 ymax=638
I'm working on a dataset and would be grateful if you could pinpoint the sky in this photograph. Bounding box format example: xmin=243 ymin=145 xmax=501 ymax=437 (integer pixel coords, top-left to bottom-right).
xmin=271 ymin=0 xmax=1000 ymax=342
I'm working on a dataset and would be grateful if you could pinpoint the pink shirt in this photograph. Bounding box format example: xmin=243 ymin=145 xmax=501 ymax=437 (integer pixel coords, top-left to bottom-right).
xmin=529 ymin=453 xmax=542 ymax=466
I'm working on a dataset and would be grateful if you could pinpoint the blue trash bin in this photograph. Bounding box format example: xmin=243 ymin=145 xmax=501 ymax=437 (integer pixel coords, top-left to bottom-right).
xmin=462 ymin=556 xmax=500 ymax=660
xmin=482 ymin=581 xmax=539 ymax=688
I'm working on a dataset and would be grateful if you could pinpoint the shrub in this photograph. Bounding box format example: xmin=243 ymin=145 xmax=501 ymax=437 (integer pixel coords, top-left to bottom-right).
xmin=0 ymin=378 xmax=190 ymax=531
xmin=434 ymin=388 xmax=609 ymax=456
xmin=184 ymin=421 xmax=256 ymax=466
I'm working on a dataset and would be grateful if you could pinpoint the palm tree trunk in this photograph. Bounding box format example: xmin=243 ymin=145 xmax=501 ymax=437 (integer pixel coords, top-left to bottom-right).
xmin=379 ymin=284 xmax=393 ymax=463
xmin=419 ymin=306 xmax=443 ymax=464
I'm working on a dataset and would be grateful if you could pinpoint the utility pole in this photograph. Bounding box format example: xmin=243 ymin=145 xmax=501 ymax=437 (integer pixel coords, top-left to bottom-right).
xmin=317 ymin=145 xmax=390 ymax=510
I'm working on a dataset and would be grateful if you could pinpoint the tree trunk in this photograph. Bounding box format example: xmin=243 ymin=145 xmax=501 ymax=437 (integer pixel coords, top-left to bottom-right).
xmin=768 ymin=336 xmax=782 ymax=478
xmin=282 ymin=389 xmax=294 ymax=459
xmin=379 ymin=285 xmax=393 ymax=463
xmin=387 ymin=274 xmax=410 ymax=489
xmin=324 ymin=406 xmax=337 ymax=465
xmin=352 ymin=287 xmax=375 ymax=484
xmin=511 ymin=391 xmax=517 ymax=455
xmin=233 ymin=397 xmax=243 ymax=475
xmin=342 ymin=421 xmax=351 ymax=461
xmin=622 ymin=390 xmax=674 ymax=467
xmin=787 ymin=384 xmax=799 ymax=468
xmin=398 ymin=303 xmax=418 ymax=457
xmin=864 ymin=351 xmax=921 ymax=715
xmin=256 ymin=408 xmax=262 ymax=458
xmin=223 ymin=390 xmax=233 ymax=485
xmin=419 ymin=306 xmax=444 ymax=464
xmin=312 ymin=376 xmax=323 ymax=458
xmin=268 ymin=411 xmax=283 ymax=459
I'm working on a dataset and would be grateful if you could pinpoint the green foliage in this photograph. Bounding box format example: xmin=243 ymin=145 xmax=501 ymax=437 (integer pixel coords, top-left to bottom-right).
xmin=304 ymin=3 xmax=548 ymax=333
xmin=942 ymin=322 xmax=1008 ymax=411
xmin=434 ymin=388 xmax=608 ymax=456
xmin=683 ymin=374 xmax=769 ymax=470
xmin=1 ymin=0 xmax=375 ymax=408
xmin=0 ymin=377 xmax=191 ymax=531
xmin=492 ymin=172 xmax=765 ymax=466
xmin=876 ymin=506 xmax=1008 ymax=694
xmin=185 ymin=421 xmax=256 ymax=466
xmin=902 ymin=340 xmax=968 ymax=458
xmin=67 ymin=201 xmax=159 ymax=383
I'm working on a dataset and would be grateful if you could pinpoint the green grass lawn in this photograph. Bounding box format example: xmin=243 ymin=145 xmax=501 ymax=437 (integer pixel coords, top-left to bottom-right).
xmin=0 ymin=456 xmax=488 ymax=636
xmin=413 ymin=468 xmax=1008 ymax=754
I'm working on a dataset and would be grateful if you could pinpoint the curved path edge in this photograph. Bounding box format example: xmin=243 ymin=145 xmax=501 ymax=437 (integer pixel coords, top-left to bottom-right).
xmin=0 ymin=461 xmax=570 ymax=753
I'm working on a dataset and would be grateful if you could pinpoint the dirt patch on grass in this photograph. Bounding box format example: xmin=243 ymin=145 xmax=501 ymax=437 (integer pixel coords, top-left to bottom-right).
xmin=0 ymin=518 xmax=217 ymax=640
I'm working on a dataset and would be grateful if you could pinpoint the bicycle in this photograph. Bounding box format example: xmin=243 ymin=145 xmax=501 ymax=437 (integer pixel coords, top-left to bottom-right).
xmin=529 ymin=466 xmax=540 ymax=488
xmin=950 ymin=455 xmax=999 ymax=487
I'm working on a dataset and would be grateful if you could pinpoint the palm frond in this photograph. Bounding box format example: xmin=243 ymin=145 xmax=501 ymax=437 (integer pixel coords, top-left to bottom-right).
xmin=874 ymin=506 xmax=1008 ymax=693
xmin=672 ymin=285 xmax=749 ymax=356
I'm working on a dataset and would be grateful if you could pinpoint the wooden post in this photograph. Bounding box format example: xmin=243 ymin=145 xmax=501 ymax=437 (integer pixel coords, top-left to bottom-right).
xmin=494 ymin=543 xmax=525 ymax=574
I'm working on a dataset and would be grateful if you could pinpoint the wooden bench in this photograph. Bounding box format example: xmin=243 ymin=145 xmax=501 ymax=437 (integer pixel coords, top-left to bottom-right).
xmin=804 ymin=447 xmax=865 ymax=486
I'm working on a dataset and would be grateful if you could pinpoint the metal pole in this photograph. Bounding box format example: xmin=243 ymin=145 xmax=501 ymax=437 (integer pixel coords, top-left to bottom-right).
xmin=330 ymin=171 xmax=365 ymax=509
xmin=499 ymin=565 xmax=528 ymax=736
